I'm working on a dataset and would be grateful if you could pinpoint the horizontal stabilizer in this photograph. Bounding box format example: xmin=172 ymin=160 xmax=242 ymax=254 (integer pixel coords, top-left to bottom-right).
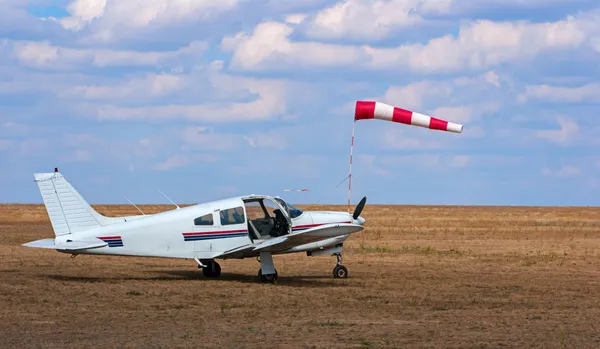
xmin=22 ymin=238 xmax=108 ymax=251
xmin=253 ymin=223 xmax=364 ymax=253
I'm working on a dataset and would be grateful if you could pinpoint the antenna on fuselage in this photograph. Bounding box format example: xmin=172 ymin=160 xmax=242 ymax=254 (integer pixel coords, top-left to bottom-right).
xmin=124 ymin=196 xmax=146 ymax=216
xmin=159 ymin=190 xmax=180 ymax=210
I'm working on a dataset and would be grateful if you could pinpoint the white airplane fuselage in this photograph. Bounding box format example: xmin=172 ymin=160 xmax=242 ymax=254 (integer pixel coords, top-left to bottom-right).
xmin=53 ymin=200 xmax=362 ymax=260
xmin=23 ymin=171 xmax=367 ymax=282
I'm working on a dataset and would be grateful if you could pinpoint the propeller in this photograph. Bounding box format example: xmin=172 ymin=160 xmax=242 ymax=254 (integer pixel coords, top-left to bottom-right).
xmin=352 ymin=196 xmax=367 ymax=220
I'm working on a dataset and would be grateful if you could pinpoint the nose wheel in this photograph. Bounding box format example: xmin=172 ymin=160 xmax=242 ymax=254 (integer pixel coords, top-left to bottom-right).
xmin=333 ymin=253 xmax=348 ymax=278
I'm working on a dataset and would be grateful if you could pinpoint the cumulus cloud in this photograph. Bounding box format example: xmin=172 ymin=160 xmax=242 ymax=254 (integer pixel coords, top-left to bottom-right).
xmin=91 ymin=69 xmax=289 ymax=122
xmin=58 ymin=73 xmax=188 ymax=103
xmin=542 ymin=166 xmax=581 ymax=178
xmin=12 ymin=40 xmax=208 ymax=69
xmin=518 ymin=83 xmax=600 ymax=103
xmin=382 ymin=80 xmax=452 ymax=110
xmin=304 ymin=0 xmax=451 ymax=40
xmin=155 ymin=154 xmax=218 ymax=171
xmin=536 ymin=117 xmax=579 ymax=145
xmin=180 ymin=127 xmax=240 ymax=151
xmin=57 ymin=0 xmax=239 ymax=41
xmin=222 ymin=11 xmax=598 ymax=73
xmin=62 ymin=73 xmax=187 ymax=102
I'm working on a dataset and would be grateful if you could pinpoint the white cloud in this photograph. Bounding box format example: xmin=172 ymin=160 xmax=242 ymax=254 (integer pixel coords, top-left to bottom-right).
xmin=448 ymin=155 xmax=470 ymax=168
xmin=180 ymin=127 xmax=240 ymax=151
xmin=13 ymin=40 xmax=207 ymax=69
xmin=484 ymin=71 xmax=500 ymax=87
xmin=518 ymin=83 xmax=600 ymax=103
xmin=542 ymin=166 xmax=581 ymax=178
xmin=381 ymin=128 xmax=445 ymax=149
xmin=223 ymin=12 xmax=597 ymax=73
xmin=155 ymin=154 xmax=218 ymax=171
xmin=58 ymin=0 xmax=240 ymax=41
xmin=243 ymin=131 xmax=288 ymax=149
xmin=285 ymin=13 xmax=308 ymax=24
xmin=61 ymin=149 xmax=93 ymax=163
xmin=59 ymin=0 xmax=107 ymax=31
xmin=382 ymin=81 xmax=452 ymax=110
xmin=71 ymin=63 xmax=291 ymax=122
xmin=62 ymin=73 xmax=187 ymax=101
xmin=358 ymin=155 xmax=391 ymax=176
xmin=0 ymin=122 xmax=29 ymax=137
xmin=305 ymin=0 xmax=451 ymax=40
xmin=367 ymin=16 xmax=588 ymax=73
xmin=428 ymin=106 xmax=472 ymax=123
xmin=93 ymin=76 xmax=287 ymax=122
xmin=536 ymin=117 xmax=579 ymax=145
xmin=222 ymin=21 xmax=369 ymax=71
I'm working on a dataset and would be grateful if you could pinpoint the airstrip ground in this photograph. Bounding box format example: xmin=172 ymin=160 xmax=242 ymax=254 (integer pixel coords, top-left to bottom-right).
xmin=1 ymin=203 xmax=600 ymax=348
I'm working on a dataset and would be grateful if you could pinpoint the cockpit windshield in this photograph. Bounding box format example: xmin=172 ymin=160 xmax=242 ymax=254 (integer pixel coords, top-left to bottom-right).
xmin=275 ymin=198 xmax=304 ymax=219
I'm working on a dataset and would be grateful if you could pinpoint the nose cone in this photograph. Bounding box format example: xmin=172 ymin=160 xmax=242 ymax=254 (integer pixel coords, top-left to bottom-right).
xmin=354 ymin=216 xmax=366 ymax=226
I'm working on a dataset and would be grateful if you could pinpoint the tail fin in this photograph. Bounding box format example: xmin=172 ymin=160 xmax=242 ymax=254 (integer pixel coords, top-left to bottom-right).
xmin=34 ymin=170 xmax=110 ymax=236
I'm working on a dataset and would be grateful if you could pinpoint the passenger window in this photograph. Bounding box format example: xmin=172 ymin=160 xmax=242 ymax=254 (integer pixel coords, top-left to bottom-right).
xmin=194 ymin=213 xmax=213 ymax=226
xmin=220 ymin=206 xmax=245 ymax=225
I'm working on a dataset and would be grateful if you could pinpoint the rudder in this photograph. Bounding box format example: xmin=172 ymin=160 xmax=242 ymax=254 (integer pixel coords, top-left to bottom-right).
xmin=34 ymin=169 xmax=110 ymax=236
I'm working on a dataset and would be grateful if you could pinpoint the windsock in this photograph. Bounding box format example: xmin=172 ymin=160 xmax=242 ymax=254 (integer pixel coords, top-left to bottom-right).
xmin=354 ymin=101 xmax=463 ymax=133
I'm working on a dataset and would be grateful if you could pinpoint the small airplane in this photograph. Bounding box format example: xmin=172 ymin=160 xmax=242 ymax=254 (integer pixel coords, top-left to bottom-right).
xmin=22 ymin=169 xmax=367 ymax=283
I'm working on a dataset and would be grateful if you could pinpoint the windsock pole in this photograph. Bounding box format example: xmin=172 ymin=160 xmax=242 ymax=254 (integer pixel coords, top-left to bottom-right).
xmin=347 ymin=120 xmax=356 ymax=213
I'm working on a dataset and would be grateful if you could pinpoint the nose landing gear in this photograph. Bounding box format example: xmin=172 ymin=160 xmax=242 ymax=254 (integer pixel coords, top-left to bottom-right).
xmin=333 ymin=253 xmax=348 ymax=278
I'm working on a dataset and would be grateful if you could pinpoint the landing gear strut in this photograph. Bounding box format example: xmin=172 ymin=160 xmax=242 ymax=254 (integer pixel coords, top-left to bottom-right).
xmin=257 ymin=252 xmax=278 ymax=283
xmin=333 ymin=253 xmax=348 ymax=278
xmin=201 ymin=260 xmax=221 ymax=278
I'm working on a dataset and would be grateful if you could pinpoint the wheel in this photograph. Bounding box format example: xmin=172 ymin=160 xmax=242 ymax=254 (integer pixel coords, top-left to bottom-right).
xmin=333 ymin=265 xmax=348 ymax=279
xmin=202 ymin=261 xmax=221 ymax=278
xmin=258 ymin=268 xmax=278 ymax=283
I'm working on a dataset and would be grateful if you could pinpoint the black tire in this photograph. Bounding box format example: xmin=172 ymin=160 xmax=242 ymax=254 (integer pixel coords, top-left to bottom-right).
xmin=333 ymin=265 xmax=348 ymax=279
xmin=202 ymin=261 xmax=221 ymax=278
xmin=258 ymin=268 xmax=278 ymax=283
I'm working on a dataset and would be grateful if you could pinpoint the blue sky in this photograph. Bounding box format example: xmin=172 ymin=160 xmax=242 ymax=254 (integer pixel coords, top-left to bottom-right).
xmin=1 ymin=0 xmax=599 ymax=206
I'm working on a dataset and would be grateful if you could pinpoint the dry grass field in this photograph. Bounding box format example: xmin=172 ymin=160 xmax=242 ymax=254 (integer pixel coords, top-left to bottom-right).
xmin=1 ymin=203 xmax=600 ymax=348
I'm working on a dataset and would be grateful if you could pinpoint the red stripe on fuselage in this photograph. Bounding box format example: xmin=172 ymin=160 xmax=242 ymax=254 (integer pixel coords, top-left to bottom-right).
xmin=98 ymin=236 xmax=121 ymax=240
xmin=182 ymin=229 xmax=248 ymax=237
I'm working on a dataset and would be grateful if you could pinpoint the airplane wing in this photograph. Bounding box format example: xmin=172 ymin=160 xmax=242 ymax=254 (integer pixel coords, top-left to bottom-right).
xmin=215 ymin=244 xmax=257 ymax=260
xmin=23 ymin=238 xmax=108 ymax=251
xmin=252 ymin=223 xmax=363 ymax=253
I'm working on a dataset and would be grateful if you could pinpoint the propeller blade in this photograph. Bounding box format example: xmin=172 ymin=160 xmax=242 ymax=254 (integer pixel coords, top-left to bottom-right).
xmin=353 ymin=196 xmax=367 ymax=220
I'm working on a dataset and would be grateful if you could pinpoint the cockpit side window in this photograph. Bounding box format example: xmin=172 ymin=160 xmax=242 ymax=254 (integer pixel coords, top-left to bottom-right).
xmin=220 ymin=206 xmax=246 ymax=225
xmin=194 ymin=213 xmax=213 ymax=226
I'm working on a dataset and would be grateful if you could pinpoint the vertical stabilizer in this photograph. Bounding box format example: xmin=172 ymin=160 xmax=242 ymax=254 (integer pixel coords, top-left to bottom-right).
xmin=34 ymin=170 xmax=109 ymax=236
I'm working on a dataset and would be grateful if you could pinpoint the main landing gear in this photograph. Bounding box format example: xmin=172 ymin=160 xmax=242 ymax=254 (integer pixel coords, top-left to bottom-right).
xmin=333 ymin=253 xmax=348 ymax=279
xmin=257 ymin=252 xmax=278 ymax=284
xmin=257 ymin=268 xmax=278 ymax=283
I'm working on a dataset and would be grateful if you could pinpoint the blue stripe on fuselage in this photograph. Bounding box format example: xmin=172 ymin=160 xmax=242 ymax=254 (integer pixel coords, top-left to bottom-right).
xmin=183 ymin=233 xmax=247 ymax=242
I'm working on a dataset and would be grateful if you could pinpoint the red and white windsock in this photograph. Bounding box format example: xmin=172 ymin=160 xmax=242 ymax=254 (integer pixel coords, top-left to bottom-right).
xmin=354 ymin=101 xmax=463 ymax=133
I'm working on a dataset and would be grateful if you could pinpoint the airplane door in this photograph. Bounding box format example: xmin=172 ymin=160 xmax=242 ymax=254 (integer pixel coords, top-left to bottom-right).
xmin=196 ymin=207 xmax=248 ymax=253
xmin=187 ymin=211 xmax=219 ymax=253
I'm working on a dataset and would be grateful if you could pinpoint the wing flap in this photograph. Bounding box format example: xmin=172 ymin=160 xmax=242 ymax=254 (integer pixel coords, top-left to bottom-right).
xmin=22 ymin=238 xmax=108 ymax=251
xmin=213 ymin=244 xmax=257 ymax=259
xmin=253 ymin=223 xmax=364 ymax=253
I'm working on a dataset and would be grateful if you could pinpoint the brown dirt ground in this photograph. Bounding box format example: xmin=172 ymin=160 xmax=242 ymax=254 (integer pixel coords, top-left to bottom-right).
xmin=1 ymin=203 xmax=600 ymax=348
